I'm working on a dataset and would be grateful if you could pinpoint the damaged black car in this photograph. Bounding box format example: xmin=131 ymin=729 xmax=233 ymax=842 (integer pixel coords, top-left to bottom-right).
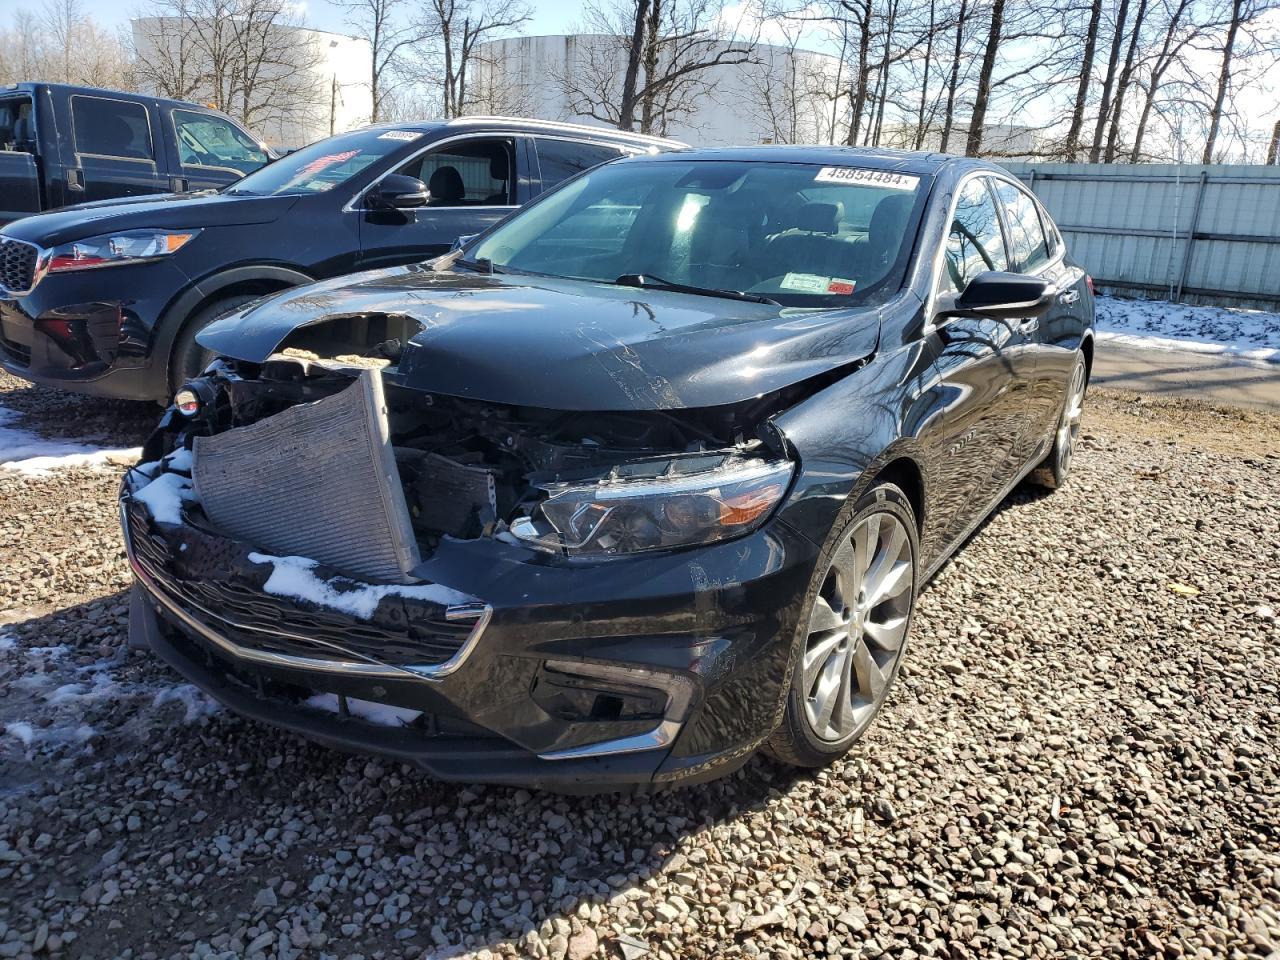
xmin=121 ymin=147 xmax=1094 ymax=791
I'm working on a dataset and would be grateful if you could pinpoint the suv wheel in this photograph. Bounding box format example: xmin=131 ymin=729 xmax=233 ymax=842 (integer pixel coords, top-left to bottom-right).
xmin=767 ymin=482 xmax=918 ymax=768
xmin=168 ymin=293 xmax=261 ymax=397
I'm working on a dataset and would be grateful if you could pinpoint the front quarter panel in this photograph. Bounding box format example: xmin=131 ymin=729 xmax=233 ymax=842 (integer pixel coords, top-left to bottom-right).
xmin=772 ymin=300 xmax=941 ymax=558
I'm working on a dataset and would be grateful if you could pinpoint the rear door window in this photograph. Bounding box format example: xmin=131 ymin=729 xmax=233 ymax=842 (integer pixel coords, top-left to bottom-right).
xmin=72 ymin=96 xmax=155 ymax=160
xmin=535 ymin=138 xmax=628 ymax=191
xmin=992 ymin=180 xmax=1051 ymax=272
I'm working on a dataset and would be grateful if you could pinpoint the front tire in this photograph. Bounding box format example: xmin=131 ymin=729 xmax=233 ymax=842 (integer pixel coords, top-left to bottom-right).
xmin=1029 ymin=352 xmax=1088 ymax=490
xmin=167 ymin=293 xmax=262 ymax=397
xmin=767 ymin=482 xmax=919 ymax=769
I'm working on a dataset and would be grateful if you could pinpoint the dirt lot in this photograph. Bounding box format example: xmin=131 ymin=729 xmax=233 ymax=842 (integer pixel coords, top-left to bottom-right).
xmin=1 ymin=372 xmax=1277 ymax=960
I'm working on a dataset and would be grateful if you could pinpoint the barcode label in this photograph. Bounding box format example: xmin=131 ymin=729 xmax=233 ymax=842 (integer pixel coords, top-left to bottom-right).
xmin=813 ymin=167 xmax=920 ymax=190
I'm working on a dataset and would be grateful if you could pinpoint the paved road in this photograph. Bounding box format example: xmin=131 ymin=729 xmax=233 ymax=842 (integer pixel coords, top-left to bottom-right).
xmin=1092 ymin=337 xmax=1280 ymax=411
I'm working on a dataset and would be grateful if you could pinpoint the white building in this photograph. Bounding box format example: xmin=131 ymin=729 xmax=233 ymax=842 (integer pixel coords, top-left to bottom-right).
xmin=472 ymin=34 xmax=846 ymax=147
xmin=131 ymin=18 xmax=372 ymax=149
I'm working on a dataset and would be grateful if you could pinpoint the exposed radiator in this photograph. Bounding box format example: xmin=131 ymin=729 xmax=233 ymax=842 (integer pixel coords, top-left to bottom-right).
xmin=192 ymin=370 xmax=421 ymax=583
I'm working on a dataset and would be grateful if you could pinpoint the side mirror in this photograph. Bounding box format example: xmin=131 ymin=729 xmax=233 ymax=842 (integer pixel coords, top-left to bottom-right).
xmin=370 ymin=174 xmax=429 ymax=210
xmin=941 ymin=271 xmax=1055 ymax=321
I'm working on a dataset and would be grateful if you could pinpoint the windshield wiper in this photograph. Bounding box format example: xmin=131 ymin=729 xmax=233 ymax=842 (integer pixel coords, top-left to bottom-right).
xmin=613 ymin=273 xmax=778 ymax=305
xmin=452 ymin=256 xmax=502 ymax=274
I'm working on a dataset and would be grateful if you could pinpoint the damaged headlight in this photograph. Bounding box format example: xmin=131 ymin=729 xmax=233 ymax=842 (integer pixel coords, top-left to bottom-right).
xmin=510 ymin=457 xmax=794 ymax=556
xmin=47 ymin=229 xmax=200 ymax=273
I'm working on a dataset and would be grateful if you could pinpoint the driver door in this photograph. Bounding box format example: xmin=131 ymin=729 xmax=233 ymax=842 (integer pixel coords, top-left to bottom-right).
xmin=929 ymin=175 xmax=1037 ymax=544
xmin=357 ymin=136 xmax=522 ymax=270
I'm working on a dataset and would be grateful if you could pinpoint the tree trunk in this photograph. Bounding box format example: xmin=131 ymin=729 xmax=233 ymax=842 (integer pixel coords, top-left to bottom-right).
xmin=914 ymin=0 xmax=935 ymax=150
xmin=1105 ymin=0 xmax=1148 ymax=162
xmin=1064 ymin=0 xmax=1102 ymax=161
xmin=844 ymin=2 xmax=872 ymax=146
xmin=1201 ymin=0 xmax=1242 ymax=165
xmin=617 ymin=0 xmax=649 ymax=130
xmin=639 ymin=0 xmax=661 ymax=133
xmin=1268 ymin=119 xmax=1280 ymax=165
xmin=1089 ymin=0 xmax=1130 ymax=162
xmin=939 ymin=0 xmax=967 ymax=153
xmin=965 ymin=0 xmax=1004 ymax=157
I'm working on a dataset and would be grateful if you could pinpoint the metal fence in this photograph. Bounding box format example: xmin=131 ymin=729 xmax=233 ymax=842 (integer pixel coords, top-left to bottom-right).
xmin=999 ymin=162 xmax=1280 ymax=310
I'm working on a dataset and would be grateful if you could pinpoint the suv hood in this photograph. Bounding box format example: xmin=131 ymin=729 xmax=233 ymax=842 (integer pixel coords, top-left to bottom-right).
xmin=1 ymin=192 xmax=298 ymax=246
xmin=199 ymin=265 xmax=884 ymax=411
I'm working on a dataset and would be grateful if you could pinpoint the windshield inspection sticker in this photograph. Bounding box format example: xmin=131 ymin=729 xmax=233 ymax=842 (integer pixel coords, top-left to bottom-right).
xmin=377 ymin=130 xmax=422 ymax=141
xmin=827 ymin=278 xmax=856 ymax=295
xmin=781 ymin=273 xmax=832 ymax=294
xmin=813 ymin=167 xmax=920 ymax=191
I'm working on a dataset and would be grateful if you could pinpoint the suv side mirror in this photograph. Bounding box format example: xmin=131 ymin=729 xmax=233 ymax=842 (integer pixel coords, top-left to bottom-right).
xmin=371 ymin=174 xmax=429 ymax=210
xmin=940 ymin=271 xmax=1055 ymax=321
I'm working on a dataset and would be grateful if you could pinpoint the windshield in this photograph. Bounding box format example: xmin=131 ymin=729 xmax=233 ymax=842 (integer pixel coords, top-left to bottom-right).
xmin=227 ymin=127 xmax=428 ymax=197
xmin=469 ymin=159 xmax=928 ymax=308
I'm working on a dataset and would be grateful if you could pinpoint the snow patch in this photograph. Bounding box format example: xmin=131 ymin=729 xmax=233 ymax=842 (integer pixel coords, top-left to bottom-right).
xmin=132 ymin=471 xmax=195 ymax=525
xmin=0 ymin=405 xmax=140 ymax=476
xmin=1095 ymin=296 xmax=1280 ymax=363
xmin=152 ymin=684 xmax=220 ymax=723
xmin=0 ymin=634 xmax=14 ymax=652
xmin=248 ymin=552 xmax=473 ymax=620
xmin=305 ymin=693 xmax=422 ymax=727
xmin=4 ymin=722 xmax=35 ymax=747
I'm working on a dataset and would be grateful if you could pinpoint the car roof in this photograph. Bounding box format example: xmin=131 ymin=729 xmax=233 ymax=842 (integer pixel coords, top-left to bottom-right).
xmin=351 ymin=116 xmax=684 ymax=150
xmin=623 ymin=144 xmax=985 ymax=174
xmin=5 ymin=81 xmax=235 ymax=115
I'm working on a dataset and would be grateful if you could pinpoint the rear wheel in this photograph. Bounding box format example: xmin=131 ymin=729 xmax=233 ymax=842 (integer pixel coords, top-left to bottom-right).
xmin=1029 ymin=352 xmax=1087 ymax=490
xmin=167 ymin=293 xmax=262 ymax=397
xmin=767 ymin=483 xmax=918 ymax=768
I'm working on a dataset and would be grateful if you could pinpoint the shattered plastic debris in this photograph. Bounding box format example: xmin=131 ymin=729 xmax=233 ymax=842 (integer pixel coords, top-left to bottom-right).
xmin=247 ymin=552 xmax=473 ymax=620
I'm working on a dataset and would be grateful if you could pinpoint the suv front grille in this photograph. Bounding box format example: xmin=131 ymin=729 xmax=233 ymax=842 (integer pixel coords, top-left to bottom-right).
xmin=0 ymin=238 xmax=40 ymax=296
xmin=125 ymin=500 xmax=480 ymax=670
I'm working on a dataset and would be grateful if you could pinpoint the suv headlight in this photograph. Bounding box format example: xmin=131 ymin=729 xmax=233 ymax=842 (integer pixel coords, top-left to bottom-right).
xmin=47 ymin=229 xmax=199 ymax=273
xmin=510 ymin=456 xmax=794 ymax=557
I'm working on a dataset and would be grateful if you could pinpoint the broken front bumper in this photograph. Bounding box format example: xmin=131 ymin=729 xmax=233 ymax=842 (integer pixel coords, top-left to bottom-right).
xmin=121 ymin=470 xmax=820 ymax=791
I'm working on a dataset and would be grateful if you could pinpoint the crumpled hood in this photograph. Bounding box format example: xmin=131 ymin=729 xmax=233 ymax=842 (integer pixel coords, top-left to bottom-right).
xmin=1 ymin=192 xmax=298 ymax=246
xmin=199 ymin=264 xmax=883 ymax=411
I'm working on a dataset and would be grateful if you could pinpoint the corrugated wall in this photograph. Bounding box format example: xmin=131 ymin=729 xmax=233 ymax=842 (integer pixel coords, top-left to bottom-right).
xmin=999 ymin=162 xmax=1280 ymax=309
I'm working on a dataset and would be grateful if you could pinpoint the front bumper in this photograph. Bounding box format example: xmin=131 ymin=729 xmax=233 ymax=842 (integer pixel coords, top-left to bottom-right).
xmin=0 ymin=261 xmax=186 ymax=400
xmin=121 ymin=471 xmax=819 ymax=792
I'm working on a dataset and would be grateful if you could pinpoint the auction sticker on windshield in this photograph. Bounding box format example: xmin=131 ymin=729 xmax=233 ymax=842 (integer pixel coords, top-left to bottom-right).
xmin=781 ymin=273 xmax=858 ymax=295
xmin=378 ymin=130 xmax=422 ymax=141
xmin=813 ymin=167 xmax=920 ymax=191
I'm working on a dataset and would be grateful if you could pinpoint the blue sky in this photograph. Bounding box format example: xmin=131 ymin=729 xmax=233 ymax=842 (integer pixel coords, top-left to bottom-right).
xmin=61 ymin=0 xmax=582 ymax=38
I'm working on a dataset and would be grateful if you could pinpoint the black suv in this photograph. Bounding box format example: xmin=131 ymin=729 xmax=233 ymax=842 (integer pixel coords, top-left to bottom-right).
xmin=0 ymin=118 xmax=678 ymax=401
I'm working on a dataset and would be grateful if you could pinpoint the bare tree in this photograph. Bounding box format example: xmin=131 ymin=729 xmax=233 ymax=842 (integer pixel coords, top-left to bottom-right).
xmin=965 ymin=0 xmax=1004 ymax=155
xmin=130 ymin=0 xmax=326 ymax=141
xmin=420 ymin=0 xmax=532 ymax=119
xmin=0 ymin=0 xmax=132 ymax=88
xmin=556 ymin=0 xmax=758 ymax=136
xmin=1062 ymin=0 xmax=1102 ymax=160
xmin=336 ymin=0 xmax=424 ymax=122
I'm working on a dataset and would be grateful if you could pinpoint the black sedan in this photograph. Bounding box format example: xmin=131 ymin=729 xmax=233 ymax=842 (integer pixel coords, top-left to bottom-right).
xmin=121 ymin=146 xmax=1094 ymax=791
xmin=0 ymin=118 xmax=676 ymax=401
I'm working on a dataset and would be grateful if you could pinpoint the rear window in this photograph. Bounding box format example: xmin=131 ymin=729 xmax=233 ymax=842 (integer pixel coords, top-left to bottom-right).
xmin=993 ymin=180 xmax=1051 ymax=271
xmin=72 ymin=96 xmax=154 ymax=161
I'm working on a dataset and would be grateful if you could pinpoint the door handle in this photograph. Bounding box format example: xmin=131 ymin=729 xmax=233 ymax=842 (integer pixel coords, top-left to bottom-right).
xmin=66 ymin=169 xmax=84 ymax=192
xmin=170 ymin=176 xmax=189 ymax=192
xmin=1019 ymin=318 xmax=1040 ymax=334
xmin=1058 ymin=289 xmax=1080 ymax=305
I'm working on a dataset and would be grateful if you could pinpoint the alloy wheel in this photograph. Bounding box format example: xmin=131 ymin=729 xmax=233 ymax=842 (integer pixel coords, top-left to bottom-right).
xmin=801 ymin=511 xmax=914 ymax=742
xmin=1057 ymin=357 xmax=1087 ymax=475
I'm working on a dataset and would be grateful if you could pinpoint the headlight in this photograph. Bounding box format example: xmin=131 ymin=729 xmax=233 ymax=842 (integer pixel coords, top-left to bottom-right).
xmin=47 ymin=229 xmax=199 ymax=273
xmin=510 ymin=456 xmax=794 ymax=557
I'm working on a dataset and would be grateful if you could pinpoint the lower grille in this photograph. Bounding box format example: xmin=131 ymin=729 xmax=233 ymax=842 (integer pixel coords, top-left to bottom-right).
xmin=0 ymin=332 xmax=30 ymax=367
xmin=0 ymin=237 xmax=40 ymax=296
xmin=126 ymin=499 xmax=479 ymax=670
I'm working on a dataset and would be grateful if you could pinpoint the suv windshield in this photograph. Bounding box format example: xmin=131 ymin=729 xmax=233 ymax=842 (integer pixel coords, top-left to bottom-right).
xmin=469 ymin=159 xmax=928 ymax=308
xmin=227 ymin=127 xmax=428 ymax=197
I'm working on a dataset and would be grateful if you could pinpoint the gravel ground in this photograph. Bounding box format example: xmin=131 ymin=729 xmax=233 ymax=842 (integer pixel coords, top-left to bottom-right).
xmin=1 ymin=372 xmax=1278 ymax=960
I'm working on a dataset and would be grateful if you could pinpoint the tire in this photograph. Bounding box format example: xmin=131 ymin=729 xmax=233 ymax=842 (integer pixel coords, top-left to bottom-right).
xmin=1028 ymin=351 xmax=1088 ymax=491
xmin=167 ymin=293 xmax=262 ymax=397
xmin=766 ymin=482 xmax=919 ymax=769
